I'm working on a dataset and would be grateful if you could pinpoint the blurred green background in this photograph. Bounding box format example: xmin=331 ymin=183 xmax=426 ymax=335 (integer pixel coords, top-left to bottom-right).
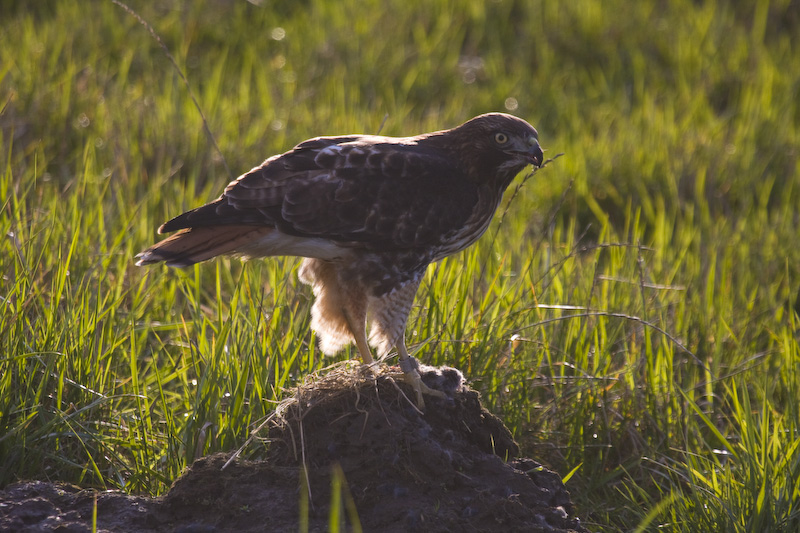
xmin=2 ymin=0 xmax=799 ymax=530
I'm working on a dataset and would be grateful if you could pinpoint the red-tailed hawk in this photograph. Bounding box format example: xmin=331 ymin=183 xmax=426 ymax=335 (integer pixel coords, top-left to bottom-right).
xmin=137 ymin=113 xmax=543 ymax=408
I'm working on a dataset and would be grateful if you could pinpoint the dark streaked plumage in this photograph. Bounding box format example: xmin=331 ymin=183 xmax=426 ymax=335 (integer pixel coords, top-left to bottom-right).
xmin=137 ymin=113 xmax=543 ymax=407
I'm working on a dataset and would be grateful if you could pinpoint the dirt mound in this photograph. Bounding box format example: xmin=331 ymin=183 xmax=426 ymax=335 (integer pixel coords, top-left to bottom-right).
xmin=0 ymin=363 xmax=587 ymax=532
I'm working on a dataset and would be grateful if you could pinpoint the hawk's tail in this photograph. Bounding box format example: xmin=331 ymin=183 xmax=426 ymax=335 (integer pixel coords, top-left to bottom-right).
xmin=135 ymin=225 xmax=271 ymax=267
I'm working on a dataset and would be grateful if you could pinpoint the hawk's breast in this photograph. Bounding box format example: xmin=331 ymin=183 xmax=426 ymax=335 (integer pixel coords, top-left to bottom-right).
xmin=428 ymin=188 xmax=503 ymax=262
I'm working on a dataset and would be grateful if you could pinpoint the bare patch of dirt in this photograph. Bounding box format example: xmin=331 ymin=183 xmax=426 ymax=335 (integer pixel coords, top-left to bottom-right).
xmin=0 ymin=364 xmax=587 ymax=532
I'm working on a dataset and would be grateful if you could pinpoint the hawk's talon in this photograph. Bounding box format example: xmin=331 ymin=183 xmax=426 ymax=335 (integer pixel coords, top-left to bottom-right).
xmin=394 ymin=366 xmax=448 ymax=410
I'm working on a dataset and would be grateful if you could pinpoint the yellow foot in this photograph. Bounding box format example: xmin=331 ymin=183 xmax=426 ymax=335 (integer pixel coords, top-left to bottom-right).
xmin=394 ymin=356 xmax=447 ymax=411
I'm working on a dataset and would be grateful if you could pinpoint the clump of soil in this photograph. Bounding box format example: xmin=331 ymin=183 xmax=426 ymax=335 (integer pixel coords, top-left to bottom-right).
xmin=0 ymin=363 xmax=587 ymax=532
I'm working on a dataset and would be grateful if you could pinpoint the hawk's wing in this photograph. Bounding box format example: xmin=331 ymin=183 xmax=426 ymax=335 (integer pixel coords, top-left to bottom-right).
xmin=158 ymin=136 xmax=488 ymax=253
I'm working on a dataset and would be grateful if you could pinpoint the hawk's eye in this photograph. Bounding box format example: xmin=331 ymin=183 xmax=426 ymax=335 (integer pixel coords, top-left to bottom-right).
xmin=494 ymin=132 xmax=509 ymax=145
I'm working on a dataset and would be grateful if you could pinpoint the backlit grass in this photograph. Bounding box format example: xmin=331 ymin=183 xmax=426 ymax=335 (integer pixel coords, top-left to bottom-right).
xmin=2 ymin=0 xmax=799 ymax=530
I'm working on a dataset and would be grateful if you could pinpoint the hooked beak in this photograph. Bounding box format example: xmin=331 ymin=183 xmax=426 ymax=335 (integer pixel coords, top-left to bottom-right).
xmin=507 ymin=135 xmax=543 ymax=168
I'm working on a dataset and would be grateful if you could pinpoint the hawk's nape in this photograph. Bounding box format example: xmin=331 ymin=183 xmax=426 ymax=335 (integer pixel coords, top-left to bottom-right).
xmin=136 ymin=113 xmax=544 ymax=409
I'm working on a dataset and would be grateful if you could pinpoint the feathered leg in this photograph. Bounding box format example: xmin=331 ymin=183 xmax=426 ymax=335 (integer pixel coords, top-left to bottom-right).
xmin=300 ymin=260 xmax=445 ymax=408
xmin=369 ymin=276 xmax=446 ymax=409
xmin=298 ymin=258 xmax=373 ymax=364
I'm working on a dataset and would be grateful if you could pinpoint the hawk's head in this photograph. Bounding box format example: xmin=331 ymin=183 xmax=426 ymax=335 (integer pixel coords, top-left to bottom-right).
xmin=430 ymin=113 xmax=543 ymax=189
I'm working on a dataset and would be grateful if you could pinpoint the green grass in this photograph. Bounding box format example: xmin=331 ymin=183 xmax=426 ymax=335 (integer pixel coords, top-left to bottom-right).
xmin=2 ymin=0 xmax=799 ymax=530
